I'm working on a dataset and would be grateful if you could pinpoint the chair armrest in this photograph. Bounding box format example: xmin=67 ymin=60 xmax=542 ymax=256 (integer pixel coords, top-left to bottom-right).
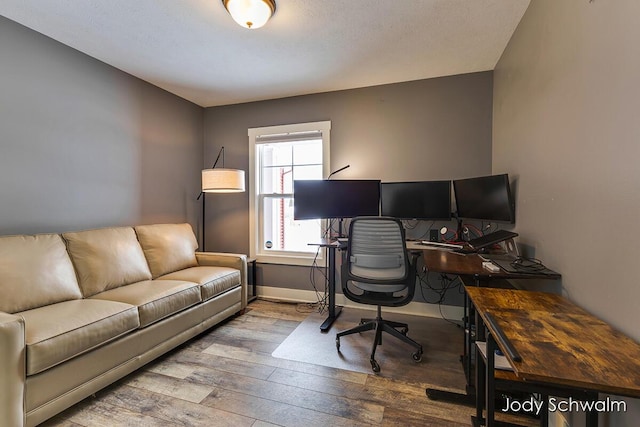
xmin=0 ymin=311 xmax=26 ymax=427
xmin=195 ymin=252 xmax=248 ymax=308
xmin=408 ymin=251 xmax=420 ymax=265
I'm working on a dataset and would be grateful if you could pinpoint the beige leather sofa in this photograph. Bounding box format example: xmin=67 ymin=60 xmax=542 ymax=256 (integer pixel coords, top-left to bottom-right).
xmin=0 ymin=223 xmax=247 ymax=426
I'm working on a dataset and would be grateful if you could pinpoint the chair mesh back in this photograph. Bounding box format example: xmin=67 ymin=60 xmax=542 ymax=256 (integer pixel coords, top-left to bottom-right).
xmin=349 ymin=218 xmax=407 ymax=280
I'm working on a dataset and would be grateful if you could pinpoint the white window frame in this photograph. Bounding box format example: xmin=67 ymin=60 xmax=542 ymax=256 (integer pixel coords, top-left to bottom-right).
xmin=249 ymin=121 xmax=331 ymax=266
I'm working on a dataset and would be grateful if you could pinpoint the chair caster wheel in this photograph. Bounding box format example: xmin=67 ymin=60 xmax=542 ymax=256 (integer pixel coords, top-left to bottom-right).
xmin=412 ymin=351 xmax=423 ymax=362
xmin=336 ymin=337 xmax=340 ymax=351
xmin=400 ymin=327 xmax=408 ymax=335
xmin=370 ymin=359 xmax=380 ymax=373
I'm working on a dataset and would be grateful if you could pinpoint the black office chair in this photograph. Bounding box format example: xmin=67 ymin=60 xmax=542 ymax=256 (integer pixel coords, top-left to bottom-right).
xmin=335 ymin=216 xmax=423 ymax=373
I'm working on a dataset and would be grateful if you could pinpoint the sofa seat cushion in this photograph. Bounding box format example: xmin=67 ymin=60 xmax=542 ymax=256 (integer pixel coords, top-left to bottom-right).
xmin=159 ymin=266 xmax=241 ymax=302
xmin=19 ymin=299 xmax=139 ymax=375
xmin=90 ymin=280 xmax=201 ymax=328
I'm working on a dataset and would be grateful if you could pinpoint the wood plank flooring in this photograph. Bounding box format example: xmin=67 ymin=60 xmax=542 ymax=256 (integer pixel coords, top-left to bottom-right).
xmin=41 ymin=300 xmax=537 ymax=427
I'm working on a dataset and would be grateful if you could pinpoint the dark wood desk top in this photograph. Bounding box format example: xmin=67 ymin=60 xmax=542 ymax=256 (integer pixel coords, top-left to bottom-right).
xmin=421 ymin=249 xmax=487 ymax=276
xmin=421 ymin=249 xmax=560 ymax=280
xmin=467 ymin=287 xmax=640 ymax=398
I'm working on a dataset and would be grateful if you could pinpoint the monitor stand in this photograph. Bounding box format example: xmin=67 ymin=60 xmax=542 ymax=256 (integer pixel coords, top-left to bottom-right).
xmin=502 ymin=237 xmax=519 ymax=258
xmin=338 ymin=218 xmax=346 ymax=238
xmin=483 ymin=238 xmax=520 ymax=262
xmin=456 ymin=218 xmax=465 ymax=242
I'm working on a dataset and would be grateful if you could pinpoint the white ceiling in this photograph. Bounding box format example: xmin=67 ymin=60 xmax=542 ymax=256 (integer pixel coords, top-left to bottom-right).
xmin=0 ymin=0 xmax=530 ymax=107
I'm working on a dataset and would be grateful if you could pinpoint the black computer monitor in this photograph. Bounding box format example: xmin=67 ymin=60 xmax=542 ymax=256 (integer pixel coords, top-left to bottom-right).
xmin=293 ymin=179 xmax=381 ymax=220
xmin=380 ymin=181 xmax=451 ymax=220
xmin=453 ymin=174 xmax=515 ymax=223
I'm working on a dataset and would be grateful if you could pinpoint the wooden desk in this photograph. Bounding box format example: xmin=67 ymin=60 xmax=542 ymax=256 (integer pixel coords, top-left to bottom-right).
xmin=467 ymin=287 xmax=640 ymax=427
xmin=421 ymin=249 xmax=560 ymax=281
xmin=421 ymin=249 xmax=492 ymax=277
xmin=422 ymin=249 xmax=560 ymax=404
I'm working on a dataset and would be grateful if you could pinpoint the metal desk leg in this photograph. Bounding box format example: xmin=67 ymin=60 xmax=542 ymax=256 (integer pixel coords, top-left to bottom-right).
xmin=426 ymin=284 xmax=476 ymax=405
xmin=486 ymin=334 xmax=496 ymax=427
xmin=474 ymin=295 xmax=486 ymax=397
xmin=471 ymin=307 xmax=487 ymax=426
xmin=541 ymin=395 xmax=549 ymax=427
xmin=474 ymin=340 xmax=486 ymax=426
xmin=585 ymin=393 xmax=599 ymax=427
xmin=247 ymin=258 xmax=257 ymax=303
xmin=320 ymin=245 xmax=342 ymax=332
xmin=465 ymin=289 xmax=470 ymax=380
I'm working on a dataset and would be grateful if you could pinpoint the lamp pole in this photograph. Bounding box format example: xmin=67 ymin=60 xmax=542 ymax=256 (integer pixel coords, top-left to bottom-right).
xmin=197 ymin=147 xmax=226 ymax=252
xmin=197 ymin=146 xmax=246 ymax=252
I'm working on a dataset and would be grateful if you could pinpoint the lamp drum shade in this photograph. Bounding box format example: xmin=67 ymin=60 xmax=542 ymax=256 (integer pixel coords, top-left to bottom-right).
xmin=202 ymin=168 xmax=245 ymax=192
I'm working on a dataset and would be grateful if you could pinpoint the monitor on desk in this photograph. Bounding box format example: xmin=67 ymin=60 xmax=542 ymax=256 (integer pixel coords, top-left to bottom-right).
xmin=293 ymin=179 xmax=381 ymax=220
xmin=453 ymin=174 xmax=515 ymax=223
xmin=380 ymin=180 xmax=451 ymax=220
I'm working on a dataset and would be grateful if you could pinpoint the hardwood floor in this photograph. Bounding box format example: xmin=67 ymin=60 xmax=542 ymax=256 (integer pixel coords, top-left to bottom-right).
xmin=42 ymin=300 xmax=536 ymax=427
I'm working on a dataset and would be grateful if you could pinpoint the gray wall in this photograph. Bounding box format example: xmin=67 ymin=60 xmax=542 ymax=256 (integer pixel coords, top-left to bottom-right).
xmin=204 ymin=72 xmax=494 ymax=303
xmin=0 ymin=16 xmax=203 ymax=235
xmin=493 ymin=1 xmax=640 ymax=424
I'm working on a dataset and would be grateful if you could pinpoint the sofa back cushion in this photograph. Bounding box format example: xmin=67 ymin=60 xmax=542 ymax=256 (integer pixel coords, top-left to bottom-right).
xmin=63 ymin=227 xmax=152 ymax=297
xmin=0 ymin=234 xmax=82 ymax=313
xmin=135 ymin=223 xmax=198 ymax=278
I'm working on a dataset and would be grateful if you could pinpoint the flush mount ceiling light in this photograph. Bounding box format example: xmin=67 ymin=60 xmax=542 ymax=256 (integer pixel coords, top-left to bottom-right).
xmin=222 ymin=0 xmax=276 ymax=29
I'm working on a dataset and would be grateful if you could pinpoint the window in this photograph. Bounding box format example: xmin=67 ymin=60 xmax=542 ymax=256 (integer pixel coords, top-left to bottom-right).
xmin=249 ymin=121 xmax=330 ymax=265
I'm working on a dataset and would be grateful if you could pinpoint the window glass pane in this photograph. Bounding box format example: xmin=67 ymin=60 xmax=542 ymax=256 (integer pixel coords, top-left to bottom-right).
xmin=262 ymin=196 xmax=320 ymax=253
xmin=260 ymin=163 xmax=275 ymax=194
xmin=262 ymin=166 xmax=293 ymax=194
xmin=260 ymin=143 xmax=293 ymax=167
xmin=280 ymin=168 xmax=294 ymax=194
xmin=293 ymin=165 xmax=323 ymax=181
xmin=260 ymin=139 xmax=322 ymax=194
xmin=293 ymin=140 xmax=323 ymax=165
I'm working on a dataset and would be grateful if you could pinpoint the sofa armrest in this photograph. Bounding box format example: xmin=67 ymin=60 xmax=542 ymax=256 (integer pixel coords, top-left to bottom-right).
xmin=195 ymin=252 xmax=248 ymax=308
xmin=0 ymin=311 xmax=26 ymax=427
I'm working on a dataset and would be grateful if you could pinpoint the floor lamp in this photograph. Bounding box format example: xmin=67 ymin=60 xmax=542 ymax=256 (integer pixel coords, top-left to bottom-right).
xmin=197 ymin=146 xmax=245 ymax=251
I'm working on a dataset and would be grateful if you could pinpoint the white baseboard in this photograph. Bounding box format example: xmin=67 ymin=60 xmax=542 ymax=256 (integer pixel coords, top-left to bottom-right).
xmin=256 ymin=286 xmax=464 ymax=322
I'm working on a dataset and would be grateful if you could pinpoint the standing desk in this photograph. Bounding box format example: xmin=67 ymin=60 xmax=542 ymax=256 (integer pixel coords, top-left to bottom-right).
xmin=467 ymin=287 xmax=640 ymax=427
xmin=311 ymin=240 xmax=442 ymax=332
xmin=421 ymin=249 xmax=560 ymax=403
xmin=310 ymin=239 xmax=423 ymax=332
xmin=308 ymin=239 xmax=345 ymax=332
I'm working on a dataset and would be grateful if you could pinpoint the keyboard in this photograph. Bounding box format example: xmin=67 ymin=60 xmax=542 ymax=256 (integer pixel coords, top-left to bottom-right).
xmin=419 ymin=241 xmax=463 ymax=249
xmin=468 ymin=230 xmax=518 ymax=250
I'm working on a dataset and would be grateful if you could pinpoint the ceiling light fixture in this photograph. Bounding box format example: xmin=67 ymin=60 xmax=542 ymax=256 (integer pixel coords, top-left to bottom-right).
xmin=222 ymin=0 xmax=276 ymax=29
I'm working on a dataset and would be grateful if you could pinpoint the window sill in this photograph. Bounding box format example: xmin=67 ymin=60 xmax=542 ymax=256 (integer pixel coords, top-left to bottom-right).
xmin=254 ymin=253 xmax=326 ymax=267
